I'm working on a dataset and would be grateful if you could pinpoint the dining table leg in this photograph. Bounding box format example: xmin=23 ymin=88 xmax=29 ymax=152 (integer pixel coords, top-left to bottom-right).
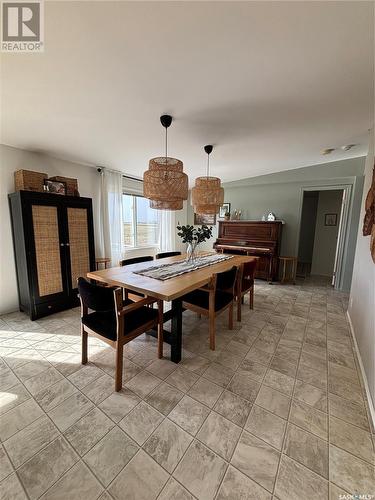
xmin=170 ymin=298 xmax=183 ymax=363
xmin=148 ymin=297 xmax=183 ymax=363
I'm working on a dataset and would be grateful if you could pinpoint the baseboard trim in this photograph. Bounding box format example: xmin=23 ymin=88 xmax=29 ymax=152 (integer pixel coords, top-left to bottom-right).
xmin=0 ymin=307 xmax=19 ymax=316
xmin=346 ymin=310 xmax=375 ymax=430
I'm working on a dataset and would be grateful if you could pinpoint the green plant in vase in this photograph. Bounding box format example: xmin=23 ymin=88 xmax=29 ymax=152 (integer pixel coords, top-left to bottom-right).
xmin=176 ymin=224 xmax=213 ymax=263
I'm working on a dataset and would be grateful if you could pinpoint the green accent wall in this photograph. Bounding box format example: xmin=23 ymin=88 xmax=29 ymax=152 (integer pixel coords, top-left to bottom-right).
xmin=188 ymin=157 xmax=365 ymax=291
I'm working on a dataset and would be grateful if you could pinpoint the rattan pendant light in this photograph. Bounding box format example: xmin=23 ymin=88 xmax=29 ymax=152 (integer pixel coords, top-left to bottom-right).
xmin=192 ymin=145 xmax=224 ymax=215
xmin=143 ymin=115 xmax=188 ymax=210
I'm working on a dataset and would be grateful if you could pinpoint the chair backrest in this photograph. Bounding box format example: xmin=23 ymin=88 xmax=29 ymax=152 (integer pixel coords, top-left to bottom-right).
xmin=215 ymin=266 xmax=238 ymax=292
xmin=119 ymin=256 xmax=153 ymax=266
xmin=155 ymin=251 xmax=182 ymax=260
xmin=242 ymin=260 xmax=257 ymax=281
xmin=77 ymin=277 xmax=115 ymax=313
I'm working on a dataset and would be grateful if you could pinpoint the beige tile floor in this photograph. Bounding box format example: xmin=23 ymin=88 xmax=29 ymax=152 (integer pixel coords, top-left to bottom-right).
xmin=0 ymin=276 xmax=374 ymax=500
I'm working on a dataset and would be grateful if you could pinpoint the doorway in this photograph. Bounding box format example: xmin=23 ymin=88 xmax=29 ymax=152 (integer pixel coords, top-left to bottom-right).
xmin=297 ymin=189 xmax=345 ymax=286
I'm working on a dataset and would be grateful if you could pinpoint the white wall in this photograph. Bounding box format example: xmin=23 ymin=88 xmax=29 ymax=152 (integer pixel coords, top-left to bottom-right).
xmin=311 ymin=190 xmax=343 ymax=276
xmin=0 ymin=144 xmax=101 ymax=315
xmin=348 ymin=130 xmax=375 ymax=407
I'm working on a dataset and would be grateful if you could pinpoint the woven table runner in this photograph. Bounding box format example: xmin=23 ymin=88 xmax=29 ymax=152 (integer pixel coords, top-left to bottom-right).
xmin=134 ymin=253 xmax=233 ymax=281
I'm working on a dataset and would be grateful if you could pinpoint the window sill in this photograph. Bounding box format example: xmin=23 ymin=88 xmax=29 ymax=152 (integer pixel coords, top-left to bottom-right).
xmin=124 ymin=245 xmax=159 ymax=251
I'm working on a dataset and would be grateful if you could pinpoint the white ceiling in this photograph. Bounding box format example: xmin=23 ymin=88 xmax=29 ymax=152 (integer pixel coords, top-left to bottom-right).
xmin=1 ymin=1 xmax=373 ymax=183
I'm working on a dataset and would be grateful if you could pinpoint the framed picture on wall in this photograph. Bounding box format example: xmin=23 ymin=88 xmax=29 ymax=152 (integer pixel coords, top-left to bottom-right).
xmin=194 ymin=212 xmax=216 ymax=225
xmin=325 ymin=213 xmax=337 ymax=226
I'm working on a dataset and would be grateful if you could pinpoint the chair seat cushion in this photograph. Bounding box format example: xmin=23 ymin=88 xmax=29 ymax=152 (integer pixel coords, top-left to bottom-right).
xmin=182 ymin=289 xmax=233 ymax=312
xmin=82 ymin=305 xmax=158 ymax=341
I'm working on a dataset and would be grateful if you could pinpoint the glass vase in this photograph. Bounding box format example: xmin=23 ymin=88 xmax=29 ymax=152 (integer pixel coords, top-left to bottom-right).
xmin=186 ymin=242 xmax=198 ymax=264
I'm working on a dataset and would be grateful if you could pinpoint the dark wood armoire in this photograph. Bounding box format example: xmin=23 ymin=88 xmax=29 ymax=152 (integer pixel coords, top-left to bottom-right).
xmin=9 ymin=191 xmax=95 ymax=320
xmin=214 ymin=220 xmax=283 ymax=282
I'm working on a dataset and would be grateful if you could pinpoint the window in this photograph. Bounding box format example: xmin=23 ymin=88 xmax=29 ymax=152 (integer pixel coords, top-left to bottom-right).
xmin=123 ymin=194 xmax=158 ymax=247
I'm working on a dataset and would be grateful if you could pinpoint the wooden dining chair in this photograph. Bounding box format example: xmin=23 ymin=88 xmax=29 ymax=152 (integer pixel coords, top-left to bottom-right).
xmin=78 ymin=278 xmax=163 ymax=391
xmin=155 ymin=251 xmax=182 ymax=259
xmin=181 ymin=266 xmax=239 ymax=350
xmin=236 ymin=260 xmax=257 ymax=321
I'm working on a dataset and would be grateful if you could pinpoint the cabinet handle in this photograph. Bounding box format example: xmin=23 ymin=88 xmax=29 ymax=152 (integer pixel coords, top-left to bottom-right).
xmin=60 ymin=243 xmax=65 ymax=247
xmin=66 ymin=243 xmax=70 ymax=247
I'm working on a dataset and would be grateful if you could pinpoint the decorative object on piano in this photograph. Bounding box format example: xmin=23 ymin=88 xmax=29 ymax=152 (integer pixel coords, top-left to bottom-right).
xmin=265 ymin=211 xmax=276 ymax=221
xmin=143 ymin=115 xmax=188 ymax=210
xmin=49 ymin=176 xmax=79 ymax=196
xmin=177 ymin=224 xmax=213 ymax=263
xmin=324 ymin=213 xmax=337 ymax=226
xmin=194 ymin=212 xmax=216 ymax=225
xmin=191 ymin=145 xmax=224 ymax=215
xmin=232 ymin=209 xmax=242 ymax=220
xmin=219 ymin=203 xmax=231 ymax=219
xmin=14 ymin=169 xmax=47 ymax=192
xmin=362 ymin=161 xmax=375 ymax=262
xmin=43 ymin=179 xmax=66 ymax=195
xmin=214 ymin=220 xmax=283 ymax=282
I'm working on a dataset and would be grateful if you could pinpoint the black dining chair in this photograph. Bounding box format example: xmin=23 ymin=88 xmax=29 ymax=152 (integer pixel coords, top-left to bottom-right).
xmin=155 ymin=251 xmax=182 ymax=260
xmin=119 ymin=255 xmax=154 ymax=266
xmin=119 ymin=255 xmax=154 ymax=300
xmin=78 ymin=277 xmax=163 ymax=391
xmin=181 ymin=266 xmax=239 ymax=350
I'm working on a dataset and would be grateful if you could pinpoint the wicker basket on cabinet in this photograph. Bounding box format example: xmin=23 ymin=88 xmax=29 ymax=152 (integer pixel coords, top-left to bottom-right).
xmin=14 ymin=170 xmax=47 ymax=192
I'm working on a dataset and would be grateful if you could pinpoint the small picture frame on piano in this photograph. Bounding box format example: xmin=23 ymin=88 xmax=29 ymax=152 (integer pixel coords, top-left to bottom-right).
xmin=219 ymin=203 xmax=231 ymax=219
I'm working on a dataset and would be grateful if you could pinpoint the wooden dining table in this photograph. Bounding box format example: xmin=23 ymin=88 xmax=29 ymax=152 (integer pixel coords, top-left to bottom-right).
xmin=87 ymin=253 xmax=257 ymax=363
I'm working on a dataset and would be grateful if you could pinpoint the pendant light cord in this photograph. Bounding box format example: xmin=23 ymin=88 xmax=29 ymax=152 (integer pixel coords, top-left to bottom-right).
xmin=165 ymin=127 xmax=168 ymax=164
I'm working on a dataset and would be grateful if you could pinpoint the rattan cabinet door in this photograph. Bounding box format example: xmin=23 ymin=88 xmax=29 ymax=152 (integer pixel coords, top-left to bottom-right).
xmin=66 ymin=207 xmax=91 ymax=290
xmin=31 ymin=204 xmax=66 ymax=299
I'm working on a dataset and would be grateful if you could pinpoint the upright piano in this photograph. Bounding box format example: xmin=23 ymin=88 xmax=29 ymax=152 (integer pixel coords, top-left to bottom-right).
xmin=214 ymin=220 xmax=283 ymax=282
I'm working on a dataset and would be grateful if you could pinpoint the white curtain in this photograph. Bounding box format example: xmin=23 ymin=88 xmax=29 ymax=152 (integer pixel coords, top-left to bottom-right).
xmin=99 ymin=169 xmax=124 ymax=267
xmin=158 ymin=210 xmax=176 ymax=252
